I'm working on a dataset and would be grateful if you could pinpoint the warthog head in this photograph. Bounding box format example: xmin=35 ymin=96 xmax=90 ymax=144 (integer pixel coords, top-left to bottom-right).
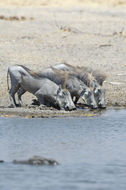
xmin=56 ymin=86 xmax=76 ymax=111
xmin=92 ymin=80 xmax=106 ymax=109
xmin=79 ymin=84 xmax=97 ymax=109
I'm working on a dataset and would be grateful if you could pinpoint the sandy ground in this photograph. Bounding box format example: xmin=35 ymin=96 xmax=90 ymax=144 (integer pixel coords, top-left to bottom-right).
xmin=0 ymin=1 xmax=126 ymax=116
xmin=1 ymin=0 xmax=126 ymax=7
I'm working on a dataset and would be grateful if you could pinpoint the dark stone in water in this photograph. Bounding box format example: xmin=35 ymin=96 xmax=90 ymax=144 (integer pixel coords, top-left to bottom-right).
xmin=0 ymin=160 xmax=4 ymax=163
xmin=13 ymin=155 xmax=59 ymax=166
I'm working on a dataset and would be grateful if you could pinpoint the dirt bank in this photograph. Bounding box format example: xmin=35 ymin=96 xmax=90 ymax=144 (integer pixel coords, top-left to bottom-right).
xmin=0 ymin=4 xmax=126 ymax=117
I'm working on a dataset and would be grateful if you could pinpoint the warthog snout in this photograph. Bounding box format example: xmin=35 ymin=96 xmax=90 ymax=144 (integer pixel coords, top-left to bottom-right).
xmin=98 ymin=102 xmax=106 ymax=109
xmin=90 ymin=103 xmax=98 ymax=109
xmin=64 ymin=105 xmax=76 ymax=111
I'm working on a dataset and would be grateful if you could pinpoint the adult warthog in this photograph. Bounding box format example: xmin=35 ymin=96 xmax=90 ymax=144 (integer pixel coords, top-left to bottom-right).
xmin=7 ymin=65 xmax=76 ymax=111
xmin=17 ymin=67 xmax=97 ymax=109
xmin=53 ymin=63 xmax=106 ymax=108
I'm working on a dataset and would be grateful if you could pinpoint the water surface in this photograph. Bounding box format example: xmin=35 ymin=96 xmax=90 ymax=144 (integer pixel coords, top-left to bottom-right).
xmin=0 ymin=109 xmax=126 ymax=190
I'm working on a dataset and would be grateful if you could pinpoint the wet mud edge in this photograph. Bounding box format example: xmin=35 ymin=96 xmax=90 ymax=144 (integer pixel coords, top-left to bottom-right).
xmin=0 ymin=106 xmax=107 ymax=118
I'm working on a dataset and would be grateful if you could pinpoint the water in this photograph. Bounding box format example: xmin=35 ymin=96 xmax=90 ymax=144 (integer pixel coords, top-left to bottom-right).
xmin=0 ymin=109 xmax=126 ymax=190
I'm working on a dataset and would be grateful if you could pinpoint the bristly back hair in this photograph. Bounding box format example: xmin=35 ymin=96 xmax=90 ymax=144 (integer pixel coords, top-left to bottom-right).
xmin=76 ymin=66 xmax=107 ymax=86
xmin=56 ymin=64 xmax=94 ymax=87
xmin=18 ymin=65 xmax=47 ymax=79
xmin=52 ymin=68 xmax=93 ymax=88
xmin=60 ymin=63 xmax=107 ymax=86
xmin=70 ymin=69 xmax=94 ymax=87
xmin=51 ymin=68 xmax=74 ymax=88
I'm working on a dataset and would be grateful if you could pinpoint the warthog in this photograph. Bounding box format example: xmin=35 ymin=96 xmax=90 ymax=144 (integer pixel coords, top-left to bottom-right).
xmin=17 ymin=67 xmax=97 ymax=109
xmin=7 ymin=65 xmax=76 ymax=111
xmin=53 ymin=63 xmax=106 ymax=108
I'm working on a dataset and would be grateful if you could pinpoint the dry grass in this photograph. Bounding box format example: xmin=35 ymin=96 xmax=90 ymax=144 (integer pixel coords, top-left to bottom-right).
xmin=0 ymin=0 xmax=126 ymax=7
xmin=0 ymin=15 xmax=34 ymax=21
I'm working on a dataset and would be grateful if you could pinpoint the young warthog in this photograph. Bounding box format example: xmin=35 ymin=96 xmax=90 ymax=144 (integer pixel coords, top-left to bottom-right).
xmin=53 ymin=63 xmax=106 ymax=108
xmin=7 ymin=65 xmax=76 ymax=111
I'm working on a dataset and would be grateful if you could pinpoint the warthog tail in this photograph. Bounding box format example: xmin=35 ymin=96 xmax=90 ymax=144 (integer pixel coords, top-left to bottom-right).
xmin=7 ymin=69 xmax=10 ymax=91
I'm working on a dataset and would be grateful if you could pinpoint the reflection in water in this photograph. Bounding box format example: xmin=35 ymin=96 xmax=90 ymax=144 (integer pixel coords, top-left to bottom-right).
xmin=0 ymin=109 xmax=126 ymax=190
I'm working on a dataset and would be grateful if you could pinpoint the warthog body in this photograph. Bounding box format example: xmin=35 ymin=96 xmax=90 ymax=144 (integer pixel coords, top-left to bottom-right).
xmin=7 ymin=65 xmax=76 ymax=111
xmin=18 ymin=67 xmax=97 ymax=109
xmin=53 ymin=63 xmax=106 ymax=108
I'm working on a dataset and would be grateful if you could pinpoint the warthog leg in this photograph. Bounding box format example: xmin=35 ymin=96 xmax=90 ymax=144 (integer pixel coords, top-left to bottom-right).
xmin=17 ymin=88 xmax=26 ymax=107
xmin=9 ymin=84 xmax=20 ymax=107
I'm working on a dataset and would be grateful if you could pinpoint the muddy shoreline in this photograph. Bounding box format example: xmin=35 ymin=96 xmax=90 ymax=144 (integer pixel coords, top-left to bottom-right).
xmin=0 ymin=106 xmax=98 ymax=118
xmin=0 ymin=105 xmax=124 ymax=118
